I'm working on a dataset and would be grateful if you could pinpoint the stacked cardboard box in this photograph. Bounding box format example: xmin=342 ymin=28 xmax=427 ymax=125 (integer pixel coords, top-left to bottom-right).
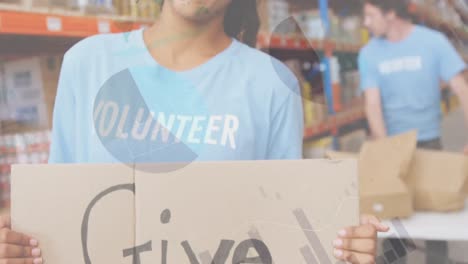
xmin=115 ymin=0 xmax=161 ymax=18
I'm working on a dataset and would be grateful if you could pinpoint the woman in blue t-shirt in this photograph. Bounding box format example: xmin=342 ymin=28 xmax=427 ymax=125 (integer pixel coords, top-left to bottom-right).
xmin=0 ymin=0 xmax=388 ymax=263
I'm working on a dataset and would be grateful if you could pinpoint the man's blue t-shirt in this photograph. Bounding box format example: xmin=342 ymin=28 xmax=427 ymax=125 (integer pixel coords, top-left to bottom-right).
xmin=48 ymin=29 xmax=304 ymax=164
xmin=358 ymin=25 xmax=466 ymax=141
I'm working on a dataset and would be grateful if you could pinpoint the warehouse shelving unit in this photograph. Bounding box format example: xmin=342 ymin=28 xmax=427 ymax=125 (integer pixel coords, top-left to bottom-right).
xmin=304 ymin=104 xmax=364 ymax=139
xmin=0 ymin=6 xmax=150 ymax=37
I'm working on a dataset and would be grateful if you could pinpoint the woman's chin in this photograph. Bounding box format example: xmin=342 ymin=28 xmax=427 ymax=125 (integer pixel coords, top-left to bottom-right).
xmin=169 ymin=0 xmax=231 ymax=22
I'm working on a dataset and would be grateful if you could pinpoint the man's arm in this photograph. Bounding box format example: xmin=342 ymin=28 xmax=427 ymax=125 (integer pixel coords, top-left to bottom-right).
xmin=364 ymin=88 xmax=387 ymax=139
xmin=449 ymin=72 xmax=468 ymax=154
xmin=449 ymin=72 xmax=468 ymax=127
xmin=434 ymin=31 xmax=467 ymax=153
xmin=358 ymin=49 xmax=386 ymax=139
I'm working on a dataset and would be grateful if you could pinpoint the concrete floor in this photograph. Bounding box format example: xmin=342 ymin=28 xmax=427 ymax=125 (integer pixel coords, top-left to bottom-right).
xmin=383 ymin=108 xmax=468 ymax=264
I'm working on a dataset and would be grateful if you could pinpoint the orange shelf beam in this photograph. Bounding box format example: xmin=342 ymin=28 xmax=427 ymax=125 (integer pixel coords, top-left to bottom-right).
xmin=257 ymin=32 xmax=362 ymax=52
xmin=0 ymin=9 xmax=150 ymax=37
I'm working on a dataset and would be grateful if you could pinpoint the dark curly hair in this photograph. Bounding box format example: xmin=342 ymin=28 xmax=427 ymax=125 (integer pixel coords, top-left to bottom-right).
xmin=224 ymin=0 xmax=260 ymax=47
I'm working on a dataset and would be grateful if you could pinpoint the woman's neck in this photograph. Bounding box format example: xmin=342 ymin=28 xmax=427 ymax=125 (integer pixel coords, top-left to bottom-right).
xmin=143 ymin=3 xmax=232 ymax=71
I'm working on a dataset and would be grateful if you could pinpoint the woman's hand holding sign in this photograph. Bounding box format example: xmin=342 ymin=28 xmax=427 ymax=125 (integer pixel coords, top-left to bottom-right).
xmin=333 ymin=215 xmax=389 ymax=264
xmin=0 ymin=213 xmax=387 ymax=264
xmin=0 ymin=215 xmax=42 ymax=264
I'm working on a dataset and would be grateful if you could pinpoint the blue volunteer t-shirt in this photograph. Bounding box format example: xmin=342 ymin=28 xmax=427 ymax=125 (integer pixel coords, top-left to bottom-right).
xmin=48 ymin=29 xmax=304 ymax=164
xmin=358 ymin=25 xmax=466 ymax=141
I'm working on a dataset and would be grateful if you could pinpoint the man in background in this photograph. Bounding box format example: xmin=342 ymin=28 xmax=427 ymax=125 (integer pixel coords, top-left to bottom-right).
xmin=358 ymin=0 xmax=468 ymax=263
xmin=359 ymin=0 xmax=468 ymax=153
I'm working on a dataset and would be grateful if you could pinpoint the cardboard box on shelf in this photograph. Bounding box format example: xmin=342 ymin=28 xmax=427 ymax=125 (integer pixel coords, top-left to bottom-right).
xmin=1 ymin=121 xmax=46 ymax=135
xmin=293 ymin=9 xmax=326 ymax=40
xmin=0 ymin=0 xmax=21 ymax=5
xmin=115 ymin=0 xmax=131 ymax=16
xmin=12 ymin=160 xmax=359 ymax=263
xmin=2 ymin=56 xmax=62 ymax=134
xmin=258 ymin=0 xmax=295 ymax=34
xmin=29 ymin=0 xmax=68 ymax=9
xmin=406 ymin=150 xmax=468 ymax=212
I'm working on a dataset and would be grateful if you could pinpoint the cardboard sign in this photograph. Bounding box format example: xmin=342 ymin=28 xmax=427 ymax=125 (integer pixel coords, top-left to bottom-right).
xmin=11 ymin=160 xmax=358 ymax=264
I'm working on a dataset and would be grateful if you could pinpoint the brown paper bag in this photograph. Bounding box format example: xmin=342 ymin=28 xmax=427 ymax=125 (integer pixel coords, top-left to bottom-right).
xmin=406 ymin=150 xmax=468 ymax=212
